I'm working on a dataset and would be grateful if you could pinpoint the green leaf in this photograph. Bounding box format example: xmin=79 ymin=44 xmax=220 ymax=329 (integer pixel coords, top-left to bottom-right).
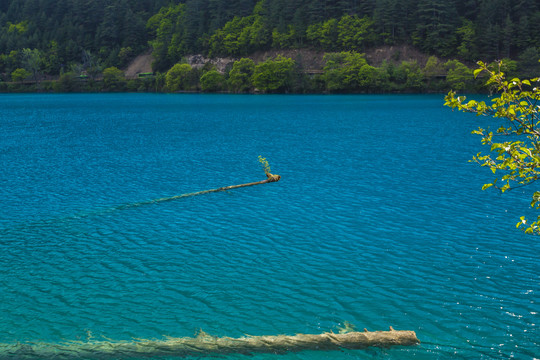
xmin=481 ymin=183 xmax=493 ymax=190
xmin=482 ymin=184 xmax=493 ymax=190
xmin=473 ymin=68 xmax=482 ymax=78
xmin=520 ymin=147 xmax=533 ymax=157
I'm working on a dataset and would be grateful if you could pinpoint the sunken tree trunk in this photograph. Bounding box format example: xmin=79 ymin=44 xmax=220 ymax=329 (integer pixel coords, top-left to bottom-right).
xmin=0 ymin=328 xmax=419 ymax=359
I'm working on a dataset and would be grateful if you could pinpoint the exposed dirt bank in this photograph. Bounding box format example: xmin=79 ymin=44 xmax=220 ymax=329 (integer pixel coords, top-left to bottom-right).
xmin=124 ymin=50 xmax=154 ymax=79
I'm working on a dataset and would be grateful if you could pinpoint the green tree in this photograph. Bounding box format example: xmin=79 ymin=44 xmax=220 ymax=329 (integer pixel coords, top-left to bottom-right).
xmin=200 ymin=69 xmax=225 ymax=92
xmin=455 ymin=18 xmax=478 ymax=62
xmin=397 ymin=60 xmax=425 ymax=91
xmin=357 ymin=63 xmax=384 ymax=91
xmin=246 ymin=10 xmax=271 ymax=50
xmin=6 ymin=21 xmax=29 ymax=34
xmin=518 ymin=47 xmax=540 ymax=75
xmin=228 ymin=57 xmax=255 ymax=92
xmin=154 ymin=71 xmax=166 ymax=92
xmin=272 ymin=25 xmax=296 ymax=49
xmin=117 ymin=47 xmax=134 ymax=68
xmin=147 ymin=3 xmax=186 ymax=71
xmin=102 ymin=66 xmax=126 ymax=91
xmin=499 ymin=58 xmax=518 ymax=78
xmin=337 ymin=14 xmax=376 ymax=50
xmin=423 ymin=55 xmax=446 ymax=91
xmin=322 ymin=52 xmax=348 ymax=91
xmin=11 ymin=68 xmax=31 ymax=82
xmin=165 ymin=63 xmax=192 ymax=91
xmin=323 ymin=51 xmax=364 ymax=91
xmin=209 ymin=16 xmax=252 ymax=56
xmin=0 ymin=51 xmax=20 ymax=75
xmin=208 ymin=2 xmax=270 ymax=58
xmin=43 ymin=41 xmax=61 ymax=75
xmin=423 ymin=56 xmax=444 ymax=77
xmin=21 ymin=48 xmax=42 ymax=83
xmin=445 ymin=59 xmax=472 ymax=91
xmin=251 ymin=56 xmax=295 ymax=93
xmin=374 ymin=0 xmax=415 ymax=45
xmin=412 ymin=0 xmax=459 ymax=56
xmin=323 ymin=51 xmax=380 ymax=92
xmin=306 ymin=18 xmax=338 ymax=51
xmin=53 ymin=72 xmax=79 ymax=92
xmin=82 ymin=50 xmax=102 ymax=80
xmin=444 ymin=60 xmax=540 ymax=234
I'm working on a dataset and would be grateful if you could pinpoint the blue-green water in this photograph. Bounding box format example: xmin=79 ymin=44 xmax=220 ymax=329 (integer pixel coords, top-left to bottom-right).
xmin=0 ymin=94 xmax=537 ymax=359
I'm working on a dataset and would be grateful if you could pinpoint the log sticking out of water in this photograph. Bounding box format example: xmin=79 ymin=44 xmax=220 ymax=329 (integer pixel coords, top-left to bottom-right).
xmin=154 ymin=172 xmax=282 ymax=202
xmin=0 ymin=328 xmax=419 ymax=359
xmin=116 ymin=172 xmax=282 ymax=210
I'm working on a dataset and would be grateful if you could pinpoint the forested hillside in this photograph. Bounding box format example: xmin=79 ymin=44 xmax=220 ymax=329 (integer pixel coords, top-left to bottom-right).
xmin=0 ymin=0 xmax=168 ymax=74
xmin=0 ymin=0 xmax=539 ymax=92
xmin=147 ymin=0 xmax=540 ymax=71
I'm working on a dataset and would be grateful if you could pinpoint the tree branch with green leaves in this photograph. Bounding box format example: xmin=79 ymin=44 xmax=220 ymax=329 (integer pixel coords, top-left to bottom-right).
xmin=444 ymin=60 xmax=540 ymax=234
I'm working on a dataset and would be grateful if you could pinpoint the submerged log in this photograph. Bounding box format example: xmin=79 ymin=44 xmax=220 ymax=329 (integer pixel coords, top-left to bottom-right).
xmin=0 ymin=328 xmax=419 ymax=359
xmin=152 ymin=172 xmax=282 ymax=203
xmin=115 ymin=172 xmax=281 ymax=211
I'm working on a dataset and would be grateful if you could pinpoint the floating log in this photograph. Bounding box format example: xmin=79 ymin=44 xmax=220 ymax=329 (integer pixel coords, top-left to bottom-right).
xmin=0 ymin=328 xmax=419 ymax=359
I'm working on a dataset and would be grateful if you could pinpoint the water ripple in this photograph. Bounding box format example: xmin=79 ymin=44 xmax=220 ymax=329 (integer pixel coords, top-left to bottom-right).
xmin=0 ymin=94 xmax=538 ymax=359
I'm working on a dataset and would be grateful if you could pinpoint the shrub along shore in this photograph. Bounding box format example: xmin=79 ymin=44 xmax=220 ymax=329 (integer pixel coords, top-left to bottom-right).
xmin=0 ymin=51 xmax=535 ymax=94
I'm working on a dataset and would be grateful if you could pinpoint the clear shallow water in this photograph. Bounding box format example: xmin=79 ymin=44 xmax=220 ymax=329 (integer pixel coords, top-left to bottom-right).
xmin=0 ymin=93 xmax=538 ymax=359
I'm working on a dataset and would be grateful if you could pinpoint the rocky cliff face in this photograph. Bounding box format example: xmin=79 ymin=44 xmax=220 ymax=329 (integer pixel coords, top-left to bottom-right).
xmin=184 ymin=54 xmax=237 ymax=73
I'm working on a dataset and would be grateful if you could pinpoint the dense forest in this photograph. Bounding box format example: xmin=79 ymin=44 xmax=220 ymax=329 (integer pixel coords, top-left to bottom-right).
xmin=0 ymin=0 xmax=169 ymax=74
xmin=0 ymin=0 xmax=539 ymax=92
xmin=147 ymin=0 xmax=540 ymax=70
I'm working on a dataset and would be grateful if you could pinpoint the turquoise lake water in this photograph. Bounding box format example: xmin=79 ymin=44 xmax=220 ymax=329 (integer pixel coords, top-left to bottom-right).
xmin=0 ymin=93 xmax=538 ymax=359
